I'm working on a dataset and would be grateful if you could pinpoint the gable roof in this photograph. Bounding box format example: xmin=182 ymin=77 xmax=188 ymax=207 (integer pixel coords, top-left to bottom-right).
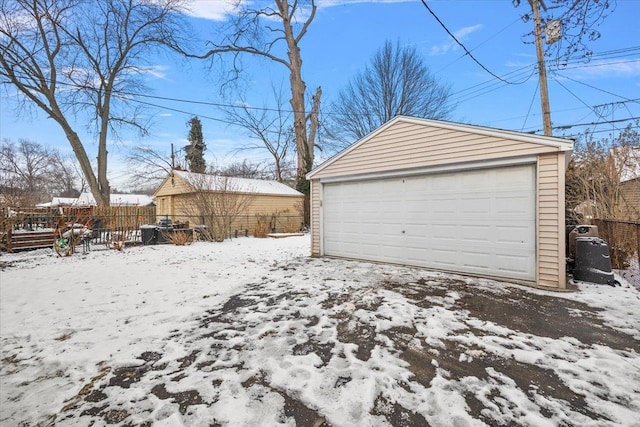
xmin=169 ymin=170 xmax=302 ymax=197
xmin=307 ymin=116 xmax=574 ymax=179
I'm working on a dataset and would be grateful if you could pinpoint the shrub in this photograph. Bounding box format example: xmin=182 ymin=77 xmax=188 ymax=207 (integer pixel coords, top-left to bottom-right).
xmin=283 ymin=221 xmax=301 ymax=233
xmin=165 ymin=230 xmax=193 ymax=246
xmin=253 ymin=214 xmax=271 ymax=238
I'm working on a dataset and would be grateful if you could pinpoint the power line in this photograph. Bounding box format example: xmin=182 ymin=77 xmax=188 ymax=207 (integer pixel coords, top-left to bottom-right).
xmin=521 ymin=83 xmax=539 ymax=132
xmin=419 ymin=0 xmax=520 ymax=85
xmin=549 ymin=58 xmax=640 ymax=72
xmin=560 ymin=125 xmax=640 ymax=138
xmin=551 ymin=72 xmax=640 ymax=104
xmin=449 ymin=48 xmax=640 ymax=105
xmin=4 ymin=49 xmax=637 ymax=118
xmin=449 ymin=65 xmax=537 ymax=104
xmin=435 ymin=16 xmax=522 ymax=74
xmin=552 ymin=77 xmax=622 ymax=133
xmin=527 ymin=116 xmax=639 ymax=134
xmin=124 ymin=97 xmax=239 ymax=127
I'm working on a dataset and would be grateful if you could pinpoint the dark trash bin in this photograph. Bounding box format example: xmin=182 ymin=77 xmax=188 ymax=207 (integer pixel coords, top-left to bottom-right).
xmin=140 ymin=225 xmax=159 ymax=245
xmin=573 ymin=237 xmax=615 ymax=285
xmin=568 ymin=224 xmax=599 ymax=259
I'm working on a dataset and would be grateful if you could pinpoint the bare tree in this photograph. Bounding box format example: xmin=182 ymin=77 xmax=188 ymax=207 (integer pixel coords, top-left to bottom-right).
xmin=218 ymin=160 xmax=267 ymax=180
xmin=126 ymin=145 xmax=181 ymax=188
xmin=178 ymin=173 xmax=255 ymax=242
xmin=177 ymin=0 xmax=321 ymax=222
xmin=0 ymin=0 xmax=186 ymax=206
xmin=0 ymin=138 xmax=85 ymax=207
xmin=0 ymin=138 xmax=58 ymax=205
xmin=566 ymin=124 xmax=640 ymax=221
xmin=49 ymin=152 xmax=84 ymax=198
xmin=330 ymin=40 xmax=454 ymax=143
xmin=225 ymin=87 xmax=294 ymax=182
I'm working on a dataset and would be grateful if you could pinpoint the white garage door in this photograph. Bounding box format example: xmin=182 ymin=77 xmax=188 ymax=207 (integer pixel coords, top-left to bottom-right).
xmin=322 ymin=165 xmax=536 ymax=281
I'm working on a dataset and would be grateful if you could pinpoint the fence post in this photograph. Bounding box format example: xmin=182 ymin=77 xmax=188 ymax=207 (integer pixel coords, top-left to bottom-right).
xmin=7 ymin=228 xmax=12 ymax=253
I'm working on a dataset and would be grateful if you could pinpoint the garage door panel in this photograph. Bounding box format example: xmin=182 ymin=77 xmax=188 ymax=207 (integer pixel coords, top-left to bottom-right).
xmin=460 ymin=224 xmax=492 ymax=242
xmin=323 ymin=165 xmax=535 ymax=281
xmin=495 ymin=254 xmax=532 ymax=274
xmin=431 ymin=248 xmax=458 ymax=266
xmin=495 ymin=225 xmax=531 ymax=244
xmin=461 ymin=251 xmax=493 ymax=270
xmin=432 ymin=226 xmax=458 ymax=240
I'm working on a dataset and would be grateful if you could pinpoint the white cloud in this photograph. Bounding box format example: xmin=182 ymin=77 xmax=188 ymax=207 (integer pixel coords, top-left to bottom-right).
xmin=140 ymin=65 xmax=171 ymax=80
xmin=429 ymin=24 xmax=483 ymax=56
xmin=317 ymin=0 xmax=414 ymax=6
xmin=183 ymin=0 xmax=244 ymax=21
xmin=561 ymin=59 xmax=640 ymax=79
xmin=184 ymin=0 xmax=415 ymax=21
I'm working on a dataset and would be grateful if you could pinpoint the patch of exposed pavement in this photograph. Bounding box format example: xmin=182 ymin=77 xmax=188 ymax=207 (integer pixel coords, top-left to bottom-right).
xmin=55 ymin=265 xmax=639 ymax=426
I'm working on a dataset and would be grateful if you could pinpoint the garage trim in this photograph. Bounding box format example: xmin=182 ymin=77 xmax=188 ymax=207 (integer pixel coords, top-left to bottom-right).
xmin=318 ymin=155 xmax=537 ymax=184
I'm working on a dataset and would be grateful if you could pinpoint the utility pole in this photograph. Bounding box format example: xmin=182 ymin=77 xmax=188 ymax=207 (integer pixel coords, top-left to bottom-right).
xmin=530 ymin=0 xmax=553 ymax=136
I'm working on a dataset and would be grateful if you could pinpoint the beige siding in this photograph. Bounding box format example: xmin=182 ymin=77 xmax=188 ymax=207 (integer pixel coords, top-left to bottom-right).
xmin=155 ymin=173 xmax=193 ymax=197
xmin=311 ymin=180 xmax=321 ymax=256
xmin=537 ymin=153 xmax=566 ymax=289
xmin=155 ymin=173 xmax=303 ymax=234
xmin=156 ymin=192 xmax=303 ymax=234
xmin=314 ymin=121 xmax=558 ymax=179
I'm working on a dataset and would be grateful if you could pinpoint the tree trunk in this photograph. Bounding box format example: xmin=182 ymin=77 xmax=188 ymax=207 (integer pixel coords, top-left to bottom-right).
xmin=307 ymin=86 xmax=322 ymax=166
xmin=279 ymin=0 xmax=313 ymax=224
xmin=96 ymin=106 xmax=111 ymax=207
xmin=58 ymin=118 xmax=108 ymax=206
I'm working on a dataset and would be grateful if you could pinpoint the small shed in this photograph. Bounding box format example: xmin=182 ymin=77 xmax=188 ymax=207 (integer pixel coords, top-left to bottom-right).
xmin=307 ymin=116 xmax=574 ymax=289
xmin=155 ymin=170 xmax=304 ymax=233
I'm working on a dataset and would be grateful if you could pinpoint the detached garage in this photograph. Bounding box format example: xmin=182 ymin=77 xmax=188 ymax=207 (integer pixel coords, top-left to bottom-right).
xmin=307 ymin=116 xmax=574 ymax=289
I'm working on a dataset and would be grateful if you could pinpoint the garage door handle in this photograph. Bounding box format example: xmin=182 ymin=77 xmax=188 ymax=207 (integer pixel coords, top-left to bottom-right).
xmin=402 ymin=230 xmax=405 ymax=234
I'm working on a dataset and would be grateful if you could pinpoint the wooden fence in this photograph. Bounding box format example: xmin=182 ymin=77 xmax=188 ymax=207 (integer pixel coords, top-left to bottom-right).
xmin=1 ymin=206 xmax=156 ymax=252
xmin=1 ymin=206 xmax=156 ymax=233
xmin=594 ymin=219 xmax=640 ymax=269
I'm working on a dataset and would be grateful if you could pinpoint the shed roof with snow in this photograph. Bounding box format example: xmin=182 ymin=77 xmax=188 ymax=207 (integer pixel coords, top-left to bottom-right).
xmin=170 ymin=170 xmax=302 ymax=197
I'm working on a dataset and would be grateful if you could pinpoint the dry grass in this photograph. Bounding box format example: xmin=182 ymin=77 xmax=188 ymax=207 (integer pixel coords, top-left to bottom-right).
xmin=165 ymin=230 xmax=193 ymax=246
xmin=253 ymin=214 xmax=271 ymax=238
xmin=283 ymin=221 xmax=301 ymax=233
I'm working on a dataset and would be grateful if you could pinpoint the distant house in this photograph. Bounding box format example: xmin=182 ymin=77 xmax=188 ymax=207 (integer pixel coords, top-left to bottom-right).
xmin=154 ymin=170 xmax=304 ymax=234
xmin=613 ymin=146 xmax=640 ymax=220
xmin=620 ymin=177 xmax=640 ymax=220
xmin=77 ymin=192 xmax=155 ymax=207
xmin=36 ymin=193 xmax=155 ymax=208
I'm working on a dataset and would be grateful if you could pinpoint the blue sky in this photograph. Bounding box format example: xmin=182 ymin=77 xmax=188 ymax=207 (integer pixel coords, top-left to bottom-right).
xmin=1 ymin=0 xmax=639 ymax=189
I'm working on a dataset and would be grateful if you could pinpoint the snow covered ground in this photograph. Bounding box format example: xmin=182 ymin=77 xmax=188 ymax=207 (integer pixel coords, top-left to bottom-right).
xmin=1 ymin=235 xmax=639 ymax=426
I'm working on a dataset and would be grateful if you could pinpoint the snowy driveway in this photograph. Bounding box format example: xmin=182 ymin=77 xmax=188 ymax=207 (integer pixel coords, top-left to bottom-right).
xmin=1 ymin=235 xmax=639 ymax=426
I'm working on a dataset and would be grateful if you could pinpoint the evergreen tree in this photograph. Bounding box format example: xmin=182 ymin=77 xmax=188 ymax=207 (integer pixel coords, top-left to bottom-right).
xmin=185 ymin=116 xmax=206 ymax=173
